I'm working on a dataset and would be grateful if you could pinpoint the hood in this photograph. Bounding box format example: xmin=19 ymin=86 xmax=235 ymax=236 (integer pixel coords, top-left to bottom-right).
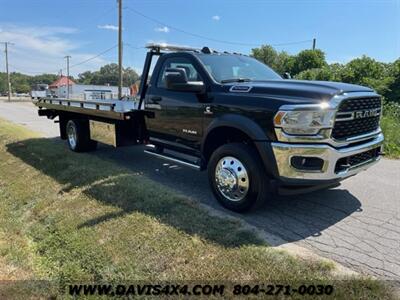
xmin=224 ymin=80 xmax=375 ymax=103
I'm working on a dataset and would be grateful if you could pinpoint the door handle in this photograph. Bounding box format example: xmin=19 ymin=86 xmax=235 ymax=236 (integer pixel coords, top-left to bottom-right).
xmin=151 ymin=96 xmax=162 ymax=102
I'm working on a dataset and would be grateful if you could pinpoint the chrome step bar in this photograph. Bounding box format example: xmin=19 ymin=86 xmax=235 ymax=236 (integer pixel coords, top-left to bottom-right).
xmin=144 ymin=149 xmax=201 ymax=170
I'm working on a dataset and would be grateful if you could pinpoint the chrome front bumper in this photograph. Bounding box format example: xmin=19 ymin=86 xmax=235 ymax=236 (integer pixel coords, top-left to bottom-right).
xmin=271 ymin=133 xmax=384 ymax=181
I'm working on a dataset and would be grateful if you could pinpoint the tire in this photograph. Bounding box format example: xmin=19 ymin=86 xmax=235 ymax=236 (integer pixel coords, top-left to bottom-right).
xmin=66 ymin=119 xmax=98 ymax=152
xmin=208 ymin=143 xmax=270 ymax=212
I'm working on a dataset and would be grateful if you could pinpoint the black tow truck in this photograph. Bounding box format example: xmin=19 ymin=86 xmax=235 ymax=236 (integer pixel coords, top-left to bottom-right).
xmin=34 ymin=43 xmax=384 ymax=212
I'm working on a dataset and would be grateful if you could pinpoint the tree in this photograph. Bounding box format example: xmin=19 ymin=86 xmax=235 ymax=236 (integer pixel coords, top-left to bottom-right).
xmin=246 ymin=40 xmax=398 ymax=103
xmin=386 ymin=59 xmax=400 ymax=103
xmin=251 ymin=45 xmax=294 ymax=75
xmin=123 ymin=67 xmax=140 ymax=86
xmin=77 ymin=71 xmax=94 ymax=85
xmin=10 ymin=72 xmax=31 ymax=93
xmin=29 ymin=74 xmax=58 ymax=85
xmin=0 ymin=73 xmax=7 ymax=93
xmin=341 ymin=56 xmax=385 ymax=83
xmin=295 ymin=63 xmax=345 ymax=82
xmin=77 ymin=63 xmax=140 ymax=87
xmin=291 ymin=49 xmax=327 ymax=75
xmin=251 ymin=45 xmax=279 ymax=69
xmin=0 ymin=72 xmax=59 ymax=94
xmin=296 ymin=67 xmax=335 ymax=81
xmin=251 ymin=45 xmax=327 ymax=76
xmin=340 ymin=56 xmax=393 ymax=95
xmin=328 ymin=63 xmax=346 ymax=82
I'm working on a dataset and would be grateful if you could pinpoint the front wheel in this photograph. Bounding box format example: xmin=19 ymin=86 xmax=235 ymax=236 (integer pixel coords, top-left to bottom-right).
xmin=208 ymin=143 xmax=269 ymax=212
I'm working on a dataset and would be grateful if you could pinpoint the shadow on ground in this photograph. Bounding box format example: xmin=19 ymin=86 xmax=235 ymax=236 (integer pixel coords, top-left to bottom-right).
xmin=7 ymin=137 xmax=362 ymax=247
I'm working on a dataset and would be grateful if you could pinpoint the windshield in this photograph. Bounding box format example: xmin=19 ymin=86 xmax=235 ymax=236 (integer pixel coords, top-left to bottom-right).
xmin=196 ymin=54 xmax=281 ymax=83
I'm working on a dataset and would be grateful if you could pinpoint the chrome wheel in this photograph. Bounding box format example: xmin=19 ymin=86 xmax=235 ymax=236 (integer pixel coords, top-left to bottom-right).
xmin=67 ymin=123 xmax=77 ymax=149
xmin=215 ymin=156 xmax=249 ymax=201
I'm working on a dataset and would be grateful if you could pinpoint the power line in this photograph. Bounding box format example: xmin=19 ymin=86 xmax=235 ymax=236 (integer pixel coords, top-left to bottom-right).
xmin=6 ymin=45 xmax=119 ymax=76
xmin=126 ymin=7 xmax=313 ymax=47
xmin=69 ymin=44 xmax=118 ymax=69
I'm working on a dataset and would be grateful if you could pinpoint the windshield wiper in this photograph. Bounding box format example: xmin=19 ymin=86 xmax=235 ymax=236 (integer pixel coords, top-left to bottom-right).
xmin=220 ymin=78 xmax=252 ymax=83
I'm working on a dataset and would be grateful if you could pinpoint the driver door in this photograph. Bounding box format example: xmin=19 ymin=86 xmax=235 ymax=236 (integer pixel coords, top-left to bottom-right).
xmin=147 ymin=56 xmax=205 ymax=150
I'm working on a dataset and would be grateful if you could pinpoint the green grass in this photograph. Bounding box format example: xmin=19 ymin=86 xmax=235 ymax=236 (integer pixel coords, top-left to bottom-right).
xmin=0 ymin=119 xmax=396 ymax=299
xmin=381 ymin=101 xmax=400 ymax=159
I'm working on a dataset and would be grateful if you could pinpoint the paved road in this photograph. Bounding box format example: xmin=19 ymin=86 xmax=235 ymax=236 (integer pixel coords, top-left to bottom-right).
xmin=0 ymin=100 xmax=59 ymax=136
xmin=1 ymin=100 xmax=399 ymax=281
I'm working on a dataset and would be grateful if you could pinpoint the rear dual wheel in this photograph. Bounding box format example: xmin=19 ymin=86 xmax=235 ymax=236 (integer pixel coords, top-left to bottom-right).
xmin=66 ymin=119 xmax=98 ymax=152
xmin=208 ymin=143 xmax=269 ymax=212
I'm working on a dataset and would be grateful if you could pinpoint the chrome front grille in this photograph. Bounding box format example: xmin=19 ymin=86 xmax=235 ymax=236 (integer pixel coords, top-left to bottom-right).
xmin=332 ymin=97 xmax=381 ymax=140
xmin=336 ymin=97 xmax=381 ymax=112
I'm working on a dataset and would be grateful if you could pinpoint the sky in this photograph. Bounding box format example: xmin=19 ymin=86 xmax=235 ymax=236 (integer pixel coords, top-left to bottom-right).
xmin=0 ymin=0 xmax=399 ymax=77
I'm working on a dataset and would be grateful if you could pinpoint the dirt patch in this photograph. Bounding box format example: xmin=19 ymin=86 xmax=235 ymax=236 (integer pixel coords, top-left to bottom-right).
xmin=0 ymin=256 xmax=30 ymax=281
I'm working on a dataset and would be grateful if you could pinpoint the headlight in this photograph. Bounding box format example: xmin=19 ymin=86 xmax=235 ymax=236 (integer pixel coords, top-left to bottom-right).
xmin=274 ymin=106 xmax=335 ymax=135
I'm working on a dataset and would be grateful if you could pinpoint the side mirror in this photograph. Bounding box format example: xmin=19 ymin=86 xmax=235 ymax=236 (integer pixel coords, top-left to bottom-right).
xmin=165 ymin=68 xmax=205 ymax=93
xmin=282 ymin=72 xmax=292 ymax=79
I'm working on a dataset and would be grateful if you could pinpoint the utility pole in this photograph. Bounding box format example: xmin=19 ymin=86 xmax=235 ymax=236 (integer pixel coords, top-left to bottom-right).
xmin=118 ymin=0 xmax=123 ymax=99
xmin=64 ymin=55 xmax=71 ymax=99
xmin=1 ymin=42 xmax=14 ymax=102
xmin=312 ymin=38 xmax=316 ymax=50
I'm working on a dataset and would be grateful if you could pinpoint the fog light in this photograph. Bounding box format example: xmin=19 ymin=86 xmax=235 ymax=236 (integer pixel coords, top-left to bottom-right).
xmin=291 ymin=156 xmax=324 ymax=171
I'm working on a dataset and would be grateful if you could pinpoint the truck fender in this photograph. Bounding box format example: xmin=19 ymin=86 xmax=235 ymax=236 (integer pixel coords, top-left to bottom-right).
xmin=201 ymin=114 xmax=279 ymax=178
xmin=202 ymin=114 xmax=268 ymax=147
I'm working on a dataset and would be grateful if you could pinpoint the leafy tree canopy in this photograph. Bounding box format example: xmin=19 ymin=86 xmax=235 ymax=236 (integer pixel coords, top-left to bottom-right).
xmin=0 ymin=72 xmax=58 ymax=94
xmin=252 ymin=44 xmax=399 ymax=103
xmin=386 ymin=59 xmax=400 ymax=102
xmin=76 ymin=63 xmax=140 ymax=87
xmin=251 ymin=45 xmax=294 ymax=75
xmin=292 ymin=49 xmax=327 ymax=75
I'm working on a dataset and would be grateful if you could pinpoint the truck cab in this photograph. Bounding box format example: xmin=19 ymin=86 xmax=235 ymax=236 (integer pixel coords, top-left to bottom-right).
xmin=35 ymin=43 xmax=384 ymax=212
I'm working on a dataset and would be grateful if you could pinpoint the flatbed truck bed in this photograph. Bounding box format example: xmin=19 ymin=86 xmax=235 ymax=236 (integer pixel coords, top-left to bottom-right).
xmin=34 ymin=97 xmax=142 ymax=120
